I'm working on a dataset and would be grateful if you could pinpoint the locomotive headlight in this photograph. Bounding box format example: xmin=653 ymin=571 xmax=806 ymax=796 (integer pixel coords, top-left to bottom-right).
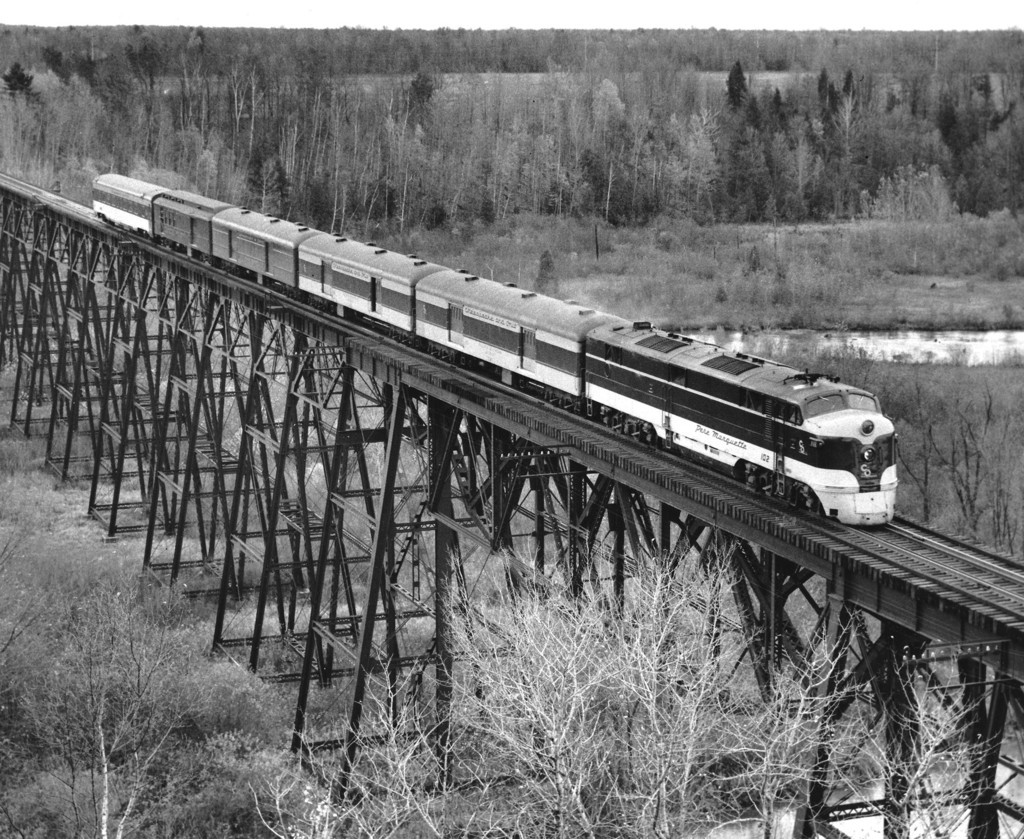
xmin=862 ymin=447 xmax=877 ymax=462
xmin=861 ymin=420 xmax=875 ymax=435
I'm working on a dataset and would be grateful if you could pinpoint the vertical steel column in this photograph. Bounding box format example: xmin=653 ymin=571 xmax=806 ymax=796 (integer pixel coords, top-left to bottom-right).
xmin=142 ymin=277 xmax=197 ymax=578
xmin=794 ymin=594 xmax=853 ymax=838
xmin=247 ymin=330 xmax=306 ymax=668
xmin=567 ymin=460 xmax=587 ymax=597
xmin=881 ymin=622 xmax=924 ymax=839
xmin=44 ymin=230 xmax=98 ymax=480
xmin=10 ymin=211 xmax=62 ymax=435
xmin=215 ymin=309 xmax=269 ymax=630
xmin=963 ymin=660 xmax=1009 ymax=839
xmin=292 ymin=364 xmax=361 ymax=753
xmin=429 ymin=395 xmax=458 ymax=788
xmin=531 ymin=470 xmax=546 ymax=574
xmin=86 ymin=251 xmax=144 ymax=526
xmin=343 ymin=383 xmax=407 ymax=785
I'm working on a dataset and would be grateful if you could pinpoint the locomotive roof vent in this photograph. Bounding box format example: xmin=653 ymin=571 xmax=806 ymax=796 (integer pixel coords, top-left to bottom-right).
xmin=504 ymin=282 xmax=517 ymax=287
xmin=577 ymin=308 xmax=595 ymax=315
xmin=414 ymin=260 xmax=428 ymax=266
xmin=335 ymin=237 xmax=347 ymax=243
xmin=298 ymin=225 xmax=309 ymax=231
xmin=375 ymin=248 xmax=387 ymax=254
xmin=464 ymin=275 xmax=480 ymax=282
xmin=268 ymin=218 xmax=280 ymax=223
xmin=633 ymin=321 xmax=653 ymax=330
xmin=240 ymin=208 xmax=251 ymax=214
xmin=522 ymin=292 xmax=537 ymax=298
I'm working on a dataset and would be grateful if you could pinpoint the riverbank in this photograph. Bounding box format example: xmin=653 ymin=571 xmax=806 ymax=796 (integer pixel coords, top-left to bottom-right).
xmin=692 ymin=328 xmax=1024 ymax=366
xmin=377 ymin=213 xmax=1024 ymax=332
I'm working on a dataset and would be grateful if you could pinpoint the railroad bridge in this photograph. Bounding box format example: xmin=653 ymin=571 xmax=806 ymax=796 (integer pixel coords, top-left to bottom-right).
xmin=3 ymin=172 xmax=1024 ymax=838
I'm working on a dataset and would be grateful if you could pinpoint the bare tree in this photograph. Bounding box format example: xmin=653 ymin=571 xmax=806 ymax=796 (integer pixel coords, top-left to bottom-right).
xmin=827 ymin=661 xmax=981 ymax=837
xmin=23 ymin=582 xmax=207 ymax=839
xmin=260 ymin=689 xmax=499 ymax=839
xmin=443 ymin=558 xmax=812 ymax=838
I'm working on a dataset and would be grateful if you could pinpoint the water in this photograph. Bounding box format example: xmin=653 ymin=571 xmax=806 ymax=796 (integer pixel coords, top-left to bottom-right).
xmin=690 ymin=329 xmax=1024 ymax=367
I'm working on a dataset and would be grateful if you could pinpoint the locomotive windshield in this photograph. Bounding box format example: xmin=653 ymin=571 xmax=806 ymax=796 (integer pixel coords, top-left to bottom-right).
xmin=803 ymin=391 xmax=880 ymax=418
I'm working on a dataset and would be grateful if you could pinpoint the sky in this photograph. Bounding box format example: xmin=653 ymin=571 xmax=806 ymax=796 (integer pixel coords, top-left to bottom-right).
xmin=1 ymin=0 xmax=1021 ymax=31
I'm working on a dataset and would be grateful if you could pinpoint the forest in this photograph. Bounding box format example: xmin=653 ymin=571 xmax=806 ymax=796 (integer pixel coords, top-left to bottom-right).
xmin=0 ymin=26 xmax=1022 ymax=233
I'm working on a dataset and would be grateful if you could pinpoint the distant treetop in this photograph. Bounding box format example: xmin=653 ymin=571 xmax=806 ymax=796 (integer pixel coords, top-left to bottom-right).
xmin=2 ymin=61 xmax=34 ymax=97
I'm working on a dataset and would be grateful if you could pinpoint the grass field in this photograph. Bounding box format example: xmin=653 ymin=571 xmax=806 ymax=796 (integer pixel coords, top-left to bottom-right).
xmin=378 ymin=212 xmax=1024 ymax=331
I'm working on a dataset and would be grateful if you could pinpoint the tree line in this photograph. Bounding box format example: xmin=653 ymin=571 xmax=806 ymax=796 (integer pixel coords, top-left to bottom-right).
xmin=0 ymin=26 xmax=1021 ymax=234
xmin=3 ymin=26 xmax=1023 ymax=77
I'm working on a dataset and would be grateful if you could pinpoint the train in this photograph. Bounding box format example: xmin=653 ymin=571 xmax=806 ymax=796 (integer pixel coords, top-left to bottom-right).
xmin=91 ymin=173 xmax=898 ymax=526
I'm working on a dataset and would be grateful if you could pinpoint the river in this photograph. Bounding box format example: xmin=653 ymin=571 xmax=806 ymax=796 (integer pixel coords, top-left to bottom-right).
xmin=690 ymin=329 xmax=1024 ymax=366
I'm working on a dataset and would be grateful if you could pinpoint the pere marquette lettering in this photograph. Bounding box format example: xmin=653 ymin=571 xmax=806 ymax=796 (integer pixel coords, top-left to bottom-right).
xmin=694 ymin=425 xmax=747 ymax=451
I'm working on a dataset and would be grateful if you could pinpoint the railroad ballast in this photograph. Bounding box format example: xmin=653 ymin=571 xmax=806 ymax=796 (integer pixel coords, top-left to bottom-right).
xmin=92 ymin=173 xmax=898 ymax=526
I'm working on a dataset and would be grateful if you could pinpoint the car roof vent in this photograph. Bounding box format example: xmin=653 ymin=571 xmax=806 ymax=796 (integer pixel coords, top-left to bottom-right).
xmin=702 ymin=354 xmax=759 ymax=375
xmin=638 ymin=334 xmax=686 ymax=353
xmin=633 ymin=321 xmax=653 ymax=330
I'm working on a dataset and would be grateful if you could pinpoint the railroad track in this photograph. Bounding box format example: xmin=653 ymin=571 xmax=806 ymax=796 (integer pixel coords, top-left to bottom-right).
xmin=847 ymin=518 xmax=1024 ymax=628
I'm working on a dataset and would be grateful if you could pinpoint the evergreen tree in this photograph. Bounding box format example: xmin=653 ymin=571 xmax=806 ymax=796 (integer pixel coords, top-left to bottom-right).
xmin=936 ymin=95 xmax=960 ymax=155
xmin=746 ymin=96 xmax=762 ymax=131
xmin=817 ymin=68 xmax=840 ymax=115
xmin=817 ymin=69 xmax=830 ymax=107
xmin=408 ymin=71 xmax=436 ymax=121
xmin=842 ymin=69 xmax=855 ymax=99
xmin=771 ymin=88 xmax=786 ymax=131
xmin=726 ymin=61 xmax=747 ymax=110
xmin=2 ymin=62 xmax=34 ymax=97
